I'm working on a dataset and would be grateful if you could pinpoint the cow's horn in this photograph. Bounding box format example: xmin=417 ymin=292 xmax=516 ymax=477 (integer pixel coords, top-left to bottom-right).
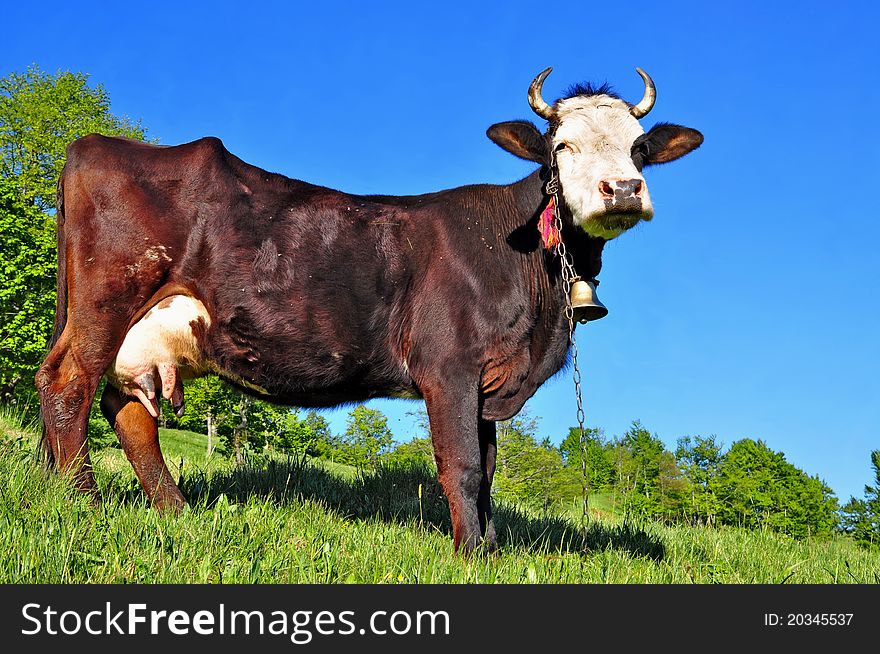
xmin=630 ymin=67 xmax=656 ymax=119
xmin=528 ymin=67 xmax=555 ymax=120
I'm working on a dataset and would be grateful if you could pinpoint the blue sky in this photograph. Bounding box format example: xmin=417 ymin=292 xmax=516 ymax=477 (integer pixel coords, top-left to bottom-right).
xmin=3 ymin=0 xmax=878 ymax=501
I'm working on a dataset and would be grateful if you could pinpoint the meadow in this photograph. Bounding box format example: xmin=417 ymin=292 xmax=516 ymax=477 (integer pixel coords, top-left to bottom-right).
xmin=1 ymin=409 xmax=877 ymax=584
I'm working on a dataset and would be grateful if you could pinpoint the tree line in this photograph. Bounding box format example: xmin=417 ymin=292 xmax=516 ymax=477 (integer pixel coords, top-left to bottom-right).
xmin=1 ymin=66 xmax=877 ymax=550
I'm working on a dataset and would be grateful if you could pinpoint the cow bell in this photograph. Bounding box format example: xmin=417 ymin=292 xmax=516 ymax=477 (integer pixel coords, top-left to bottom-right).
xmin=570 ymin=278 xmax=608 ymax=323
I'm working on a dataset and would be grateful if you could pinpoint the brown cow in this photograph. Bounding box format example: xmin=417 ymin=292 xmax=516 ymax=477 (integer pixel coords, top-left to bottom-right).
xmin=36 ymin=68 xmax=702 ymax=552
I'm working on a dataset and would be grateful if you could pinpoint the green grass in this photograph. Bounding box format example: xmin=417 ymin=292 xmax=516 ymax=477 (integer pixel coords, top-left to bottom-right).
xmin=1 ymin=410 xmax=878 ymax=583
xmin=92 ymin=427 xmax=228 ymax=482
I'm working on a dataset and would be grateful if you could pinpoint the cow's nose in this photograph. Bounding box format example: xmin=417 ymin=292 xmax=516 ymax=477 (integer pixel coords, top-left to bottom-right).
xmin=617 ymin=179 xmax=643 ymax=197
xmin=599 ymin=179 xmax=643 ymax=198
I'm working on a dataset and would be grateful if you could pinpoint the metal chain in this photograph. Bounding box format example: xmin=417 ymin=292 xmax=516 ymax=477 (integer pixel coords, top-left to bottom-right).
xmin=546 ymin=154 xmax=590 ymax=536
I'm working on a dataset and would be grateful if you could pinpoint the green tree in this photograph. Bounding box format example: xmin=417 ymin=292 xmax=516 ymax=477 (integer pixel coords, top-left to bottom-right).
xmin=612 ymin=421 xmax=667 ymax=517
xmin=246 ymin=401 xmax=295 ymax=452
xmin=174 ymin=377 xmax=232 ymax=434
xmin=337 ymin=405 xmax=394 ymax=468
xmin=675 ymin=434 xmax=723 ymax=526
xmin=300 ymin=411 xmax=335 ymax=458
xmin=0 ymin=66 xmax=145 ymax=406
xmin=596 ymin=421 xmax=689 ymax=520
xmin=384 ymin=405 xmax=435 ymax=468
xmin=0 ymin=178 xmax=56 ymax=404
xmin=839 ymin=450 xmax=880 ymax=550
xmin=494 ymin=415 xmax=580 ymax=511
xmin=167 ymin=377 xmax=261 ymax=461
xmin=268 ymin=409 xmax=331 ymax=456
xmin=657 ymin=450 xmax=688 ymax=520
xmin=714 ymin=438 xmax=838 ymax=538
xmin=165 ymin=375 xmax=337 ymax=461
xmin=715 ymin=438 xmax=786 ymax=530
xmin=559 ymin=426 xmax=615 ymax=493
xmin=1 ymin=65 xmax=144 ymax=210
xmin=386 ymin=436 xmax=435 ymax=468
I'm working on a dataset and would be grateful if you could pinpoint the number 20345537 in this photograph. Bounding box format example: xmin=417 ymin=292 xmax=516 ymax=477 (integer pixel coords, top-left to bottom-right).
xmin=763 ymin=613 xmax=853 ymax=627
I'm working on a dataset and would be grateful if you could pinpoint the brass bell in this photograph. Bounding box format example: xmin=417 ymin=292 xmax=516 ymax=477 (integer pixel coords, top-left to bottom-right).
xmin=570 ymin=278 xmax=608 ymax=323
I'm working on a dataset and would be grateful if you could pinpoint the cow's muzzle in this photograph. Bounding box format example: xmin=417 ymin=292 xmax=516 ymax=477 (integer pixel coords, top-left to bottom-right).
xmin=599 ymin=178 xmax=644 ymax=213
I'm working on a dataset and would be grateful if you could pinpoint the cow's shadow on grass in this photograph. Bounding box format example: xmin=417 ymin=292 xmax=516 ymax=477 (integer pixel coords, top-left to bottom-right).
xmin=166 ymin=456 xmax=664 ymax=561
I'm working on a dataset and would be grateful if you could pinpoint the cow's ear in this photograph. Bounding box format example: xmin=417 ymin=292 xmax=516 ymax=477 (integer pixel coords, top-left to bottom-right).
xmin=635 ymin=123 xmax=703 ymax=165
xmin=487 ymin=121 xmax=548 ymax=163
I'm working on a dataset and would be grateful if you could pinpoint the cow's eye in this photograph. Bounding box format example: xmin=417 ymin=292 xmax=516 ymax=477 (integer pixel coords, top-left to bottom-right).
xmin=555 ymin=142 xmax=570 ymax=152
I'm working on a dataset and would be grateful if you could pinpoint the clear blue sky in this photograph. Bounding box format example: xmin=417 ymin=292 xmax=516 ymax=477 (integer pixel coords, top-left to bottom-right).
xmin=3 ymin=0 xmax=878 ymax=502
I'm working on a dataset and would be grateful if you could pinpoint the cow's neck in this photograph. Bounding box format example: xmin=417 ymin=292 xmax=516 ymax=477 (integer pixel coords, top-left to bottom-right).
xmin=508 ymin=168 xmax=606 ymax=292
xmin=476 ymin=170 xmax=605 ymax=420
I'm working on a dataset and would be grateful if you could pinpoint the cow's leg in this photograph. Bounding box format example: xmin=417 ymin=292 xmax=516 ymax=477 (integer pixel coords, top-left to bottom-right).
xmin=478 ymin=418 xmax=498 ymax=551
xmin=37 ymin=172 xmax=181 ymax=503
xmin=423 ymin=377 xmax=485 ymax=553
xmin=35 ymin=329 xmax=101 ymax=499
xmin=100 ymin=384 xmax=186 ymax=510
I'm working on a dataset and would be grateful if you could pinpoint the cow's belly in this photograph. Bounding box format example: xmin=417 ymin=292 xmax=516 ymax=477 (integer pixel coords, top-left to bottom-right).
xmin=106 ymin=295 xmax=212 ymax=418
xmin=209 ymin=336 xmax=410 ymax=406
xmin=106 ymin=292 xmax=414 ymax=415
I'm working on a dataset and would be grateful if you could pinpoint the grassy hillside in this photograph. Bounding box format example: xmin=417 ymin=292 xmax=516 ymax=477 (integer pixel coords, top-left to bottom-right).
xmin=1 ymin=410 xmax=878 ymax=583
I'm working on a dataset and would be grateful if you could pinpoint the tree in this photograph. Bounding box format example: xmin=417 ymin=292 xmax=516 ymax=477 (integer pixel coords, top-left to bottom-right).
xmin=675 ymin=434 xmax=723 ymax=526
xmin=559 ymin=426 xmax=615 ymax=493
xmin=0 ymin=65 xmax=144 ymax=210
xmin=300 ymin=411 xmax=335 ymax=458
xmin=383 ymin=405 xmax=436 ymax=468
xmin=164 ymin=373 xmax=341 ymax=461
xmin=169 ymin=377 xmax=258 ymax=462
xmin=386 ymin=436 xmax=435 ymax=468
xmin=336 ymin=405 xmax=394 ymax=468
xmin=714 ymin=438 xmax=838 ymax=538
xmin=265 ymin=409 xmax=330 ymax=455
xmin=0 ymin=66 xmax=145 ymax=406
xmin=494 ymin=414 xmax=580 ymax=511
xmin=612 ymin=421 xmax=667 ymax=517
xmin=657 ymin=449 xmax=689 ymax=520
xmin=839 ymin=450 xmax=880 ymax=550
xmin=0 ymin=178 xmax=56 ymax=404
xmin=244 ymin=400 xmax=292 ymax=452
xmin=251 ymin=407 xmax=335 ymax=457
xmin=715 ymin=438 xmax=786 ymax=530
xmin=173 ymin=377 xmax=232 ymax=434
xmin=167 ymin=376 xmax=336 ymax=462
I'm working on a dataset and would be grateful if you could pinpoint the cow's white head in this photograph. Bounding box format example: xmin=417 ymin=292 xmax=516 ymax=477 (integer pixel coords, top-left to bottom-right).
xmin=488 ymin=67 xmax=703 ymax=239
